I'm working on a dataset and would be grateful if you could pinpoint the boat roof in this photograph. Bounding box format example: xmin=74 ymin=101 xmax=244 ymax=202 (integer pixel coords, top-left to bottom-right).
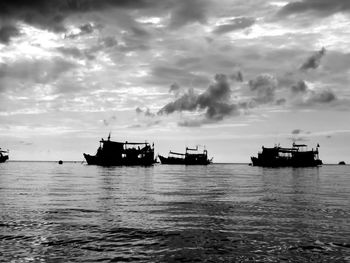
xmin=292 ymin=143 xmax=307 ymax=147
xmin=186 ymin=147 xmax=198 ymax=151
xmin=100 ymin=140 xmax=150 ymax=145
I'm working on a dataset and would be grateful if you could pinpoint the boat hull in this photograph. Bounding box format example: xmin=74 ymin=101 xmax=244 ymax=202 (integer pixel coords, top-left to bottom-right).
xmin=83 ymin=153 xmax=155 ymax=166
xmin=251 ymin=156 xmax=322 ymax=167
xmin=159 ymin=155 xmax=211 ymax=165
xmin=0 ymin=155 xmax=8 ymax=163
xmin=158 ymin=155 xmax=186 ymax=165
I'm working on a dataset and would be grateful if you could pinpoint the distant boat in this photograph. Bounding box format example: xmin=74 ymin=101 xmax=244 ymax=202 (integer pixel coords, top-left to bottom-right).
xmin=83 ymin=134 xmax=155 ymax=166
xmin=159 ymin=146 xmax=212 ymax=165
xmin=251 ymin=143 xmax=322 ymax=167
xmin=338 ymin=161 xmax=346 ymax=165
xmin=0 ymin=148 xmax=9 ymax=163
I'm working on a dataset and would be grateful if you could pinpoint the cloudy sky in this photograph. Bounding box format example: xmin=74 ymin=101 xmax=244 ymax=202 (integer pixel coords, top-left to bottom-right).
xmin=0 ymin=0 xmax=349 ymax=163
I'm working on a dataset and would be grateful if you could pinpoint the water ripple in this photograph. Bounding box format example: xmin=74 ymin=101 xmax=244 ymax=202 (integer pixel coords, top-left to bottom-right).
xmin=0 ymin=162 xmax=349 ymax=262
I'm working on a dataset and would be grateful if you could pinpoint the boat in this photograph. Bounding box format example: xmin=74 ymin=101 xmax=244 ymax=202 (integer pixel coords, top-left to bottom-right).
xmin=158 ymin=146 xmax=212 ymax=165
xmin=0 ymin=148 xmax=9 ymax=163
xmin=251 ymin=143 xmax=322 ymax=167
xmin=338 ymin=161 xmax=346 ymax=165
xmin=83 ymin=134 xmax=155 ymax=166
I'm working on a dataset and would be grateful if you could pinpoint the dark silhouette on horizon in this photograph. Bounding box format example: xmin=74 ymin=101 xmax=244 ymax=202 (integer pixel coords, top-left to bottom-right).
xmin=0 ymin=148 xmax=9 ymax=163
xmin=251 ymin=143 xmax=322 ymax=167
xmin=158 ymin=146 xmax=212 ymax=165
xmin=83 ymin=133 xmax=155 ymax=166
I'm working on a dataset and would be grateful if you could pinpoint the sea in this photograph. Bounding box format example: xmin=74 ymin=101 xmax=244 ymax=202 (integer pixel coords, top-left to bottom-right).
xmin=0 ymin=162 xmax=349 ymax=262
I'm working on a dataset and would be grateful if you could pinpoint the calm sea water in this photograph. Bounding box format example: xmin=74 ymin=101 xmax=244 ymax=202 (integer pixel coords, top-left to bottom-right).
xmin=0 ymin=162 xmax=349 ymax=262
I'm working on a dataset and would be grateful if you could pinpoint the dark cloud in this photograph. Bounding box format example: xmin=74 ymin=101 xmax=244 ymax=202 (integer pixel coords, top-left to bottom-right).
xmin=130 ymin=26 xmax=150 ymax=38
xmin=158 ymin=88 xmax=197 ymax=114
xmin=0 ymin=0 xmax=211 ymax=43
xmin=277 ymin=0 xmax=350 ymax=18
xmin=308 ymin=90 xmax=337 ymax=103
xmin=0 ymin=0 xmax=150 ymax=19
xmin=204 ymin=102 xmax=238 ymax=121
xmin=230 ymin=71 xmax=244 ymax=82
xmin=79 ymin=23 xmax=94 ymax=34
xmin=135 ymin=107 xmax=155 ymax=117
xmin=0 ymin=0 xmax=153 ymax=43
xmin=144 ymin=108 xmax=155 ymax=117
xmin=178 ymin=119 xmax=202 ymax=127
xmin=169 ymin=82 xmax=181 ymax=94
xmin=292 ymin=129 xmax=302 ymax=135
xmin=276 ymin=98 xmax=286 ymax=105
xmin=291 ymin=80 xmax=308 ymax=93
xmin=158 ymin=74 xmax=239 ymax=122
xmin=65 ymin=23 xmax=95 ymax=39
xmin=0 ymin=24 xmax=20 ymax=44
xmin=168 ymin=0 xmax=208 ymax=29
xmin=158 ymin=71 xmax=317 ymax=126
xmin=300 ymin=47 xmax=326 ymax=71
xmin=135 ymin=107 xmax=143 ymax=114
xmin=287 ymin=79 xmax=337 ymax=105
xmin=178 ymin=116 xmax=237 ymax=127
xmin=101 ymin=36 xmax=118 ymax=48
xmin=213 ymin=17 xmax=255 ymax=35
xmin=249 ymin=74 xmax=278 ymax=104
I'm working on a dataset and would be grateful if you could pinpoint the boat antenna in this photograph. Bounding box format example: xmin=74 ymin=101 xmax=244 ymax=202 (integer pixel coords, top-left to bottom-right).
xmin=108 ymin=131 xmax=111 ymax=141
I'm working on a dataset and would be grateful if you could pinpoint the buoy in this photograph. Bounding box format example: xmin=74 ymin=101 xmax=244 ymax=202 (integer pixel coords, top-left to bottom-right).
xmin=58 ymin=160 xmax=63 ymax=165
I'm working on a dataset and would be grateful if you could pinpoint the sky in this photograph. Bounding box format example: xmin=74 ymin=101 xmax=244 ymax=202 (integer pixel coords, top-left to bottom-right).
xmin=0 ymin=0 xmax=350 ymax=163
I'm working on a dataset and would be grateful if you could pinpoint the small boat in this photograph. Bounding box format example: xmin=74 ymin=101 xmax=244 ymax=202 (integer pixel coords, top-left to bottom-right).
xmin=159 ymin=146 xmax=212 ymax=165
xmin=83 ymin=134 xmax=155 ymax=166
xmin=338 ymin=161 xmax=346 ymax=165
xmin=0 ymin=148 xmax=9 ymax=163
xmin=251 ymin=143 xmax=322 ymax=167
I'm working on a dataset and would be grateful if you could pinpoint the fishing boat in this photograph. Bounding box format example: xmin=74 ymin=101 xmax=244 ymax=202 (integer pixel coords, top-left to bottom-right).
xmin=0 ymin=148 xmax=9 ymax=163
xmin=159 ymin=146 xmax=212 ymax=165
xmin=251 ymin=143 xmax=322 ymax=167
xmin=83 ymin=134 xmax=155 ymax=166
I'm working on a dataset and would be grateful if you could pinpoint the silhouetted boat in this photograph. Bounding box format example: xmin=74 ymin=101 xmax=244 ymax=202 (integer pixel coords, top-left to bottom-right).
xmin=251 ymin=143 xmax=322 ymax=167
xmin=83 ymin=134 xmax=155 ymax=166
xmin=338 ymin=161 xmax=346 ymax=165
xmin=159 ymin=146 xmax=212 ymax=165
xmin=0 ymin=148 xmax=9 ymax=163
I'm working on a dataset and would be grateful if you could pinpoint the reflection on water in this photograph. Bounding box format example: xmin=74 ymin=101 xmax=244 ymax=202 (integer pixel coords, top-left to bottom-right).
xmin=0 ymin=163 xmax=349 ymax=262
